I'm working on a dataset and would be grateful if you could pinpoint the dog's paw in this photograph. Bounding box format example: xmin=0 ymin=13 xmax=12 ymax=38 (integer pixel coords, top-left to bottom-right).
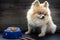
xmin=25 ymin=31 xmax=30 ymax=34
xmin=51 ymin=29 xmax=56 ymax=34
xmin=51 ymin=31 xmax=55 ymax=34
xmin=38 ymin=33 xmax=45 ymax=37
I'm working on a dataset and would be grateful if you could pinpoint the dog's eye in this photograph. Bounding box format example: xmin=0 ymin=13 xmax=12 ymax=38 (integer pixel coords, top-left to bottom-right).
xmin=38 ymin=12 xmax=42 ymax=14
xmin=44 ymin=14 xmax=46 ymax=16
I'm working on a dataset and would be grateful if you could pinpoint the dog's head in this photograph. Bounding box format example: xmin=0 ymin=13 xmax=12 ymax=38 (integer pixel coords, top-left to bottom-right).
xmin=30 ymin=0 xmax=51 ymax=20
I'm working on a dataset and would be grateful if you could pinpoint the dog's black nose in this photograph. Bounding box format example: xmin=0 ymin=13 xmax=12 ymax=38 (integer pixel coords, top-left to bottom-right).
xmin=41 ymin=16 xmax=44 ymax=19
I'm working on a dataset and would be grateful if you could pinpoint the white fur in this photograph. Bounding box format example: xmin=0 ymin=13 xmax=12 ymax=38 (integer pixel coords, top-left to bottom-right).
xmin=25 ymin=0 xmax=57 ymax=37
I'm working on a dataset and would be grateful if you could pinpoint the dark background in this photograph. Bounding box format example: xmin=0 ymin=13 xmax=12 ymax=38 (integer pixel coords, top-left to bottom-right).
xmin=0 ymin=0 xmax=60 ymax=32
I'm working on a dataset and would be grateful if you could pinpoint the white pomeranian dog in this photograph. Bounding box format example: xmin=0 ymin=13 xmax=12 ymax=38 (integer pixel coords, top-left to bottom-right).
xmin=25 ymin=0 xmax=57 ymax=37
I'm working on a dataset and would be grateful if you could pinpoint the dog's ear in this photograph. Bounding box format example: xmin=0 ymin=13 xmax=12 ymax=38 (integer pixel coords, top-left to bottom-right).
xmin=32 ymin=0 xmax=40 ymax=7
xmin=43 ymin=1 xmax=49 ymax=8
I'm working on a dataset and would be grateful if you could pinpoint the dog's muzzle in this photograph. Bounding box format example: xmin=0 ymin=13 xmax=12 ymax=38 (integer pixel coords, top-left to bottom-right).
xmin=41 ymin=16 xmax=45 ymax=19
xmin=38 ymin=16 xmax=45 ymax=19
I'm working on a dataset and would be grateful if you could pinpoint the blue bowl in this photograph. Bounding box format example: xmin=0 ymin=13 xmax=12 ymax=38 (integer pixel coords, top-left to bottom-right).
xmin=3 ymin=27 xmax=22 ymax=39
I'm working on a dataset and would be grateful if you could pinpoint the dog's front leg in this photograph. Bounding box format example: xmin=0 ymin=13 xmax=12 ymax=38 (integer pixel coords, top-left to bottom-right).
xmin=25 ymin=24 xmax=32 ymax=34
xmin=49 ymin=22 xmax=57 ymax=34
xmin=47 ymin=19 xmax=57 ymax=34
xmin=38 ymin=24 xmax=47 ymax=37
